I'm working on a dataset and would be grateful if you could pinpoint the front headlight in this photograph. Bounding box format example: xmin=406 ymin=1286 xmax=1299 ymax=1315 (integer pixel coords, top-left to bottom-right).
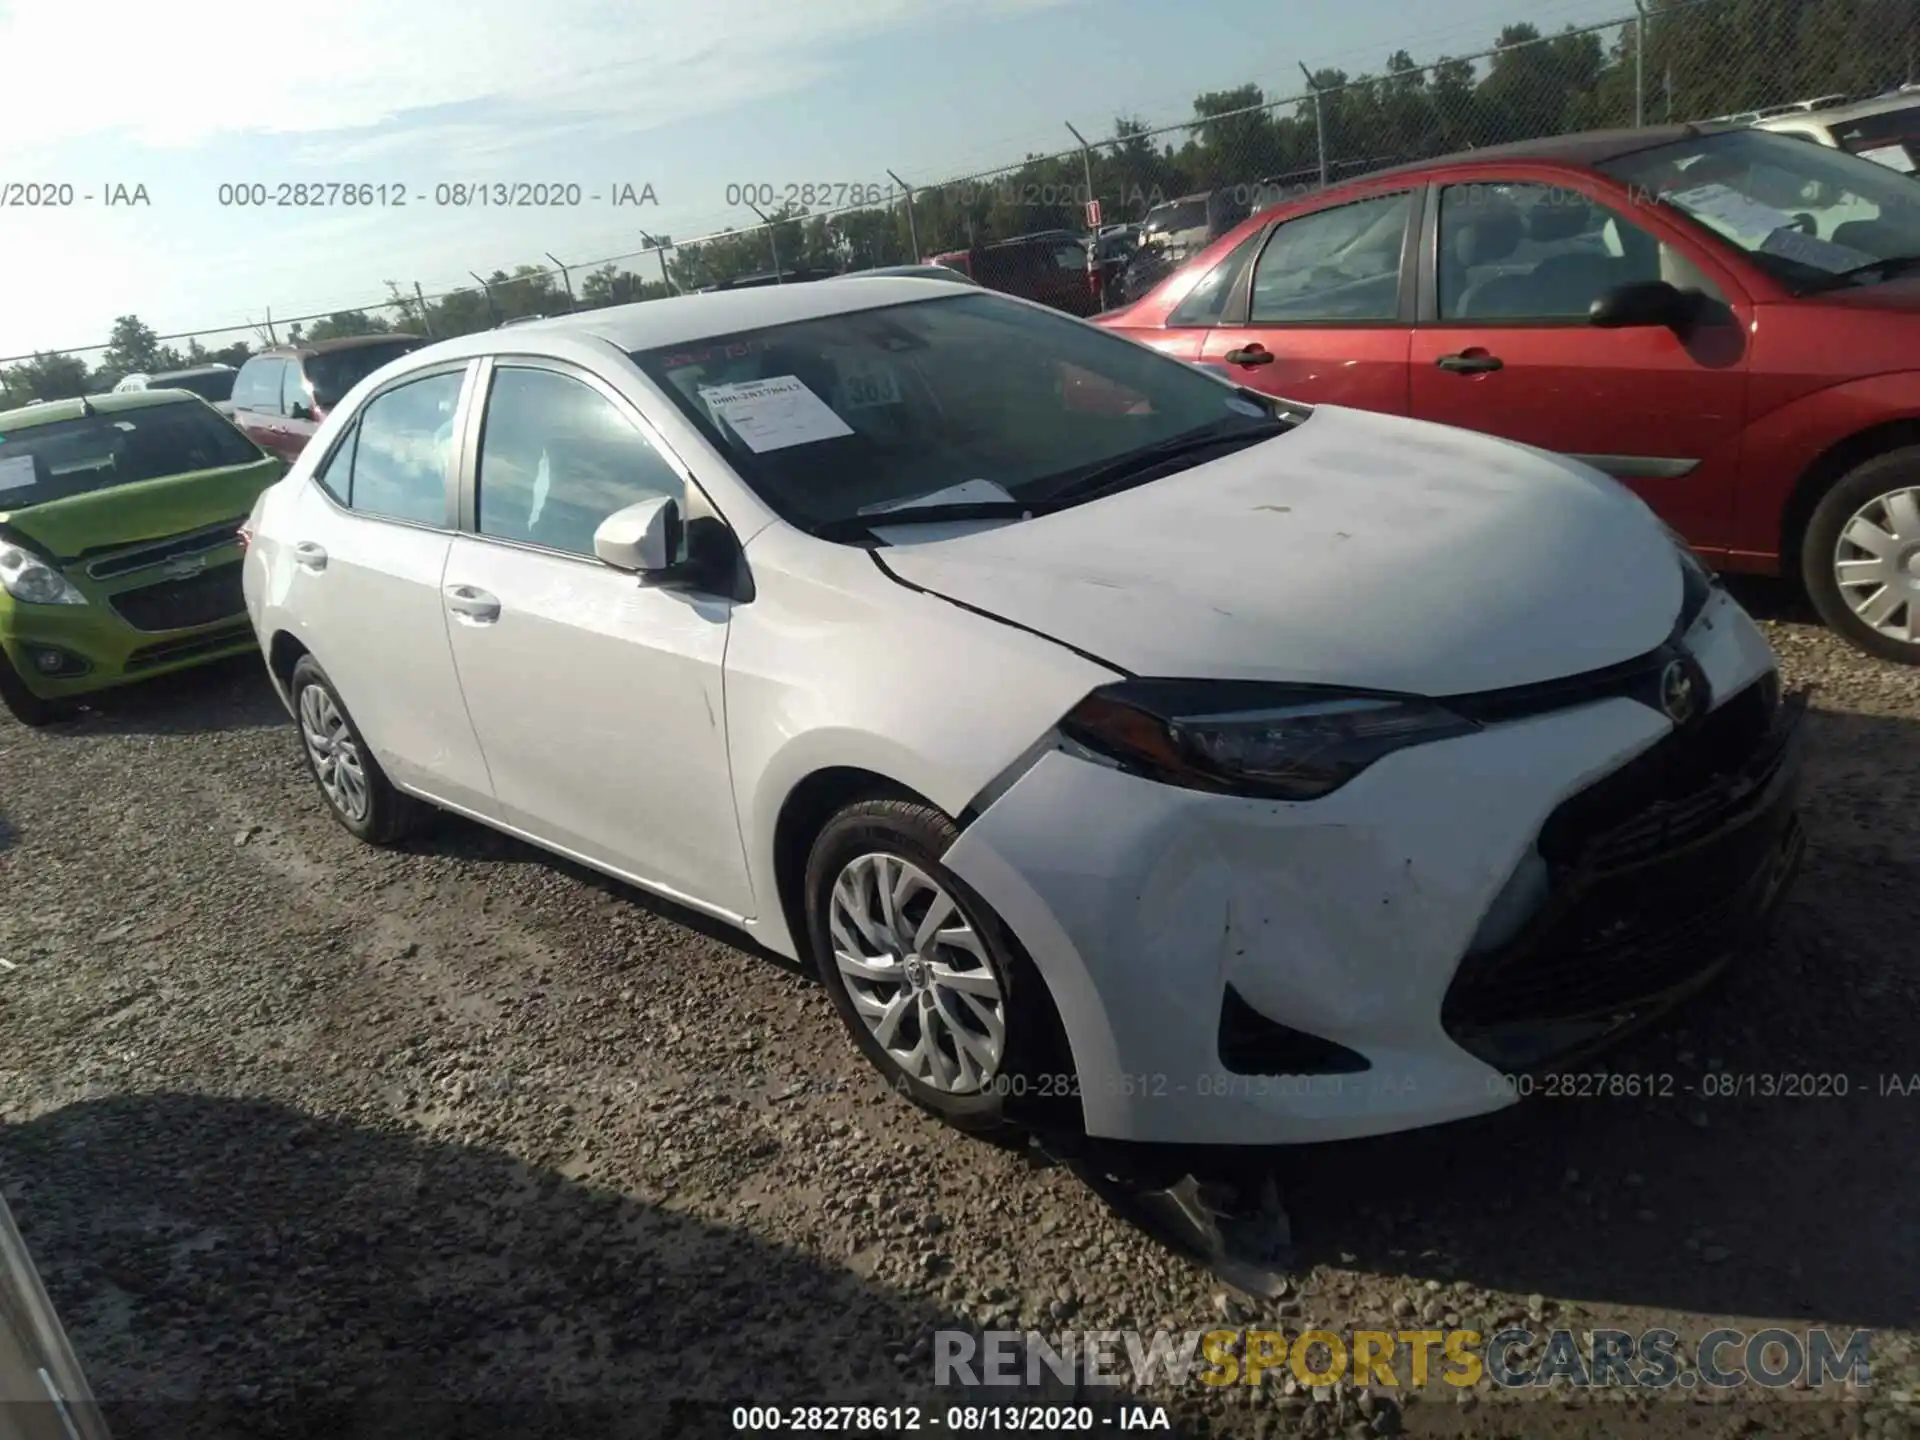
xmin=1058 ymin=680 xmax=1482 ymax=801
xmin=0 ymin=544 xmax=88 ymax=605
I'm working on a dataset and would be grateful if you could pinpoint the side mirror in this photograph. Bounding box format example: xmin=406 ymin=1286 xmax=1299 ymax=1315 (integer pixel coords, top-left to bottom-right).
xmin=593 ymin=495 xmax=682 ymax=574
xmin=288 ymin=403 xmax=312 ymax=422
xmin=1589 ymin=280 xmax=1700 ymax=331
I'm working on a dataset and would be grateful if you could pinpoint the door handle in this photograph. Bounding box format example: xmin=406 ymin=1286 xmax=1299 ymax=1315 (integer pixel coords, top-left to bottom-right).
xmin=292 ymin=541 xmax=327 ymax=572
xmin=444 ymin=584 xmax=501 ymax=623
xmin=1222 ymin=343 xmax=1275 ymax=366
xmin=1435 ymin=351 xmax=1504 ymax=374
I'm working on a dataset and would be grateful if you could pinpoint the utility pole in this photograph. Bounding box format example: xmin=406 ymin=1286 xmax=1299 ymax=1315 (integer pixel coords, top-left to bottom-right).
xmin=887 ymin=169 xmax=920 ymax=261
xmin=1065 ymin=121 xmax=1097 ymax=227
xmin=544 ymin=252 xmax=576 ymax=311
xmin=639 ymin=231 xmax=677 ymax=294
xmin=469 ymin=271 xmax=501 ymax=327
xmin=746 ymin=203 xmax=784 ymax=281
xmin=1632 ymin=0 xmax=1647 ymax=128
xmin=412 ymin=281 xmax=434 ymax=337
xmin=1299 ymin=62 xmax=1328 ymax=189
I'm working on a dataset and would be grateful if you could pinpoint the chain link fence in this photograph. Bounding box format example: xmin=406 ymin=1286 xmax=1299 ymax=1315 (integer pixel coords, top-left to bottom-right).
xmin=6 ymin=0 xmax=1918 ymax=402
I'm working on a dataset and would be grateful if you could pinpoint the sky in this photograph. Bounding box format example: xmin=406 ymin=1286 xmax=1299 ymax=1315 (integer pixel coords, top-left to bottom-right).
xmin=0 ymin=0 xmax=1631 ymax=361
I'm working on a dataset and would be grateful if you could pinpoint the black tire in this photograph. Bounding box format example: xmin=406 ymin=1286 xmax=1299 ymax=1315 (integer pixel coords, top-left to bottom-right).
xmin=804 ymin=796 xmax=1079 ymax=1138
xmin=0 ymin=649 xmax=75 ymax=727
xmin=288 ymin=653 xmax=426 ymax=844
xmin=1802 ymin=446 xmax=1920 ymax=665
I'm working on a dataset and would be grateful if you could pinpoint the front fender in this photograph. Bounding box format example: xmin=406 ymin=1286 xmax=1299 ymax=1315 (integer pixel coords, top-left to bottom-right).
xmin=1733 ymin=371 xmax=1920 ymax=562
xmin=724 ymin=529 xmax=1117 ymax=960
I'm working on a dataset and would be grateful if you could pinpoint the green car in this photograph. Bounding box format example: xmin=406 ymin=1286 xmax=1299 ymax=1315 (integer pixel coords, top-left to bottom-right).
xmin=0 ymin=391 xmax=283 ymax=727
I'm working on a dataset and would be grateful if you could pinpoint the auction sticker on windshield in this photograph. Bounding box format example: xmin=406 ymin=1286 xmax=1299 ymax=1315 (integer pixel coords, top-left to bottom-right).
xmin=1669 ymin=182 xmax=1796 ymax=243
xmin=698 ymin=375 xmax=854 ymax=453
xmin=1759 ymin=227 xmax=1875 ymax=273
xmin=838 ymin=359 xmax=903 ymax=411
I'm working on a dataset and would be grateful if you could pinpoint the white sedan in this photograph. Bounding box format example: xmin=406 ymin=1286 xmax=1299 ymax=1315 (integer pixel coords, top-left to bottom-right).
xmin=240 ymin=277 xmax=1806 ymax=1146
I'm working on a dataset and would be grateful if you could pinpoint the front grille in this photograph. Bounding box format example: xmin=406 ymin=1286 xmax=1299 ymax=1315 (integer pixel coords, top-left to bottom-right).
xmin=1442 ymin=681 xmax=1804 ymax=1068
xmin=123 ymin=621 xmax=255 ymax=672
xmin=1537 ymin=673 xmax=1780 ymax=866
xmin=107 ymin=560 xmax=245 ymax=633
xmin=86 ymin=517 xmax=248 ymax=579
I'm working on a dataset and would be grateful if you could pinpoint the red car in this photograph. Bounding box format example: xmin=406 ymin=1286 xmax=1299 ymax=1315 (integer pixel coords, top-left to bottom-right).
xmin=931 ymin=232 xmax=1102 ymax=316
xmin=1096 ymin=122 xmax=1920 ymax=664
xmin=230 ymin=334 xmax=426 ymax=463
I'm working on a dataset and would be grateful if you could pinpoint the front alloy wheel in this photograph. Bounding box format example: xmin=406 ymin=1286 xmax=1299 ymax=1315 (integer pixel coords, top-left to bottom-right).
xmin=828 ymin=852 xmax=1007 ymax=1093
xmin=804 ymin=796 xmax=1077 ymax=1137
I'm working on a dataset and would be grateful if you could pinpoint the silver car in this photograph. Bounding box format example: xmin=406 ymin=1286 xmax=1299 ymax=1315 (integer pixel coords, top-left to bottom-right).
xmin=0 ymin=1194 xmax=109 ymax=1440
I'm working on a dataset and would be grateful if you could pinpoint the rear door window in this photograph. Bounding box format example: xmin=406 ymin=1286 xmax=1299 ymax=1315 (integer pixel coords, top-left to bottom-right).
xmin=343 ymin=370 xmax=462 ymax=525
xmin=282 ymin=362 xmax=312 ymax=416
xmin=232 ymin=358 xmax=286 ymax=413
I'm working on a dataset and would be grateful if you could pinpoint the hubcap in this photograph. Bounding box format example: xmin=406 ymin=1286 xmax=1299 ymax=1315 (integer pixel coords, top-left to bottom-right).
xmin=828 ymin=853 xmax=1007 ymax=1094
xmin=297 ymin=683 xmax=370 ymax=822
xmin=1833 ymin=485 xmax=1920 ymax=645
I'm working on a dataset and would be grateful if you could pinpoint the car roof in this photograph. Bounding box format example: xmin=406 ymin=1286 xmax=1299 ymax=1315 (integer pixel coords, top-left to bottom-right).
xmin=1759 ymin=92 xmax=1920 ymax=126
xmin=149 ymin=364 xmax=235 ymax=378
xmin=0 ymin=389 xmax=203 ymax=430
xmin=257 ymin=333 xmax=424 ymax=357
xmin=394 ymin=281 xmax=977 ymax=362
xmin=833 ymin=265 xmax=974 ymax=282
xmin=1352 ymin=123 xmax=1743 ymax=187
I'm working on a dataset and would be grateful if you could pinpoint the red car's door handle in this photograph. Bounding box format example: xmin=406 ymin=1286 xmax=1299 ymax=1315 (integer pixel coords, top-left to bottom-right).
xmin=1223 ymin=344 xmax=1275 ymax=366
xmin=1436 ymin=351 xmax=1504 ymax=373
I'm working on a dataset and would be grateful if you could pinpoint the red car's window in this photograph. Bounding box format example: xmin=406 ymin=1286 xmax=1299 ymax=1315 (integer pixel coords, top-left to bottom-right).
xmin=1246 ymin=191 xmax=1413 ymax=323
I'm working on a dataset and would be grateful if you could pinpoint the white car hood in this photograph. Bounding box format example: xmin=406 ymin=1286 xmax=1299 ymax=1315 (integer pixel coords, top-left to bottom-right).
xmin=876 ymin=404 xmax=1683 ymax=696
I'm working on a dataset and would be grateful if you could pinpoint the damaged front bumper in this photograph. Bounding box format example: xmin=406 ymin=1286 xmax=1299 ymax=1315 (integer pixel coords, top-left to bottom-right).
xmin=942 ymin=587 xmax=1797 ymax=1146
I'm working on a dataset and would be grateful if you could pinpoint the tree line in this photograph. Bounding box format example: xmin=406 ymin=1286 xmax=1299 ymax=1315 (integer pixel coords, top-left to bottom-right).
xmin=4 ymin=0 xmax=1913 ymax=409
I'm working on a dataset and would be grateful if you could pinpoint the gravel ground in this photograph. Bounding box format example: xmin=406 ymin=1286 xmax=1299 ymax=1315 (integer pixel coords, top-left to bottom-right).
xmin=2 ymin=580 xmax=1917 ymax=1440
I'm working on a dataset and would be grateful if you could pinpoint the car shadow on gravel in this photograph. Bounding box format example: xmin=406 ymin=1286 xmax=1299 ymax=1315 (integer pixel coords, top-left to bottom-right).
xmin=24 ymin=656 xmax=287 ymax=738
xmin=0 ymin=1094 xmax=1163 ymax=1440
xmin=1721 ymin=573 xmax=1820 ymax=627
xmin=1238 ymin=704 xmax=1920 ymax=1336
xmin=400 ymin=810 xmax=812 ymax=979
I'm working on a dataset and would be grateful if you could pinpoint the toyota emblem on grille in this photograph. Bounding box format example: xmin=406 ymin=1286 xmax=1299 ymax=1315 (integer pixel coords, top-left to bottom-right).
xmin=160 ymin=555 xmax=208 ymax=580
xmin=1659 ymin=659 xmax=1699 ymax=724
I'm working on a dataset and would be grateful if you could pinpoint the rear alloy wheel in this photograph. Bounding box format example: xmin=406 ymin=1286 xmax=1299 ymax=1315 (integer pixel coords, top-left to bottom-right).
xmin=804 ymin=797 xmax=1076 ymax=1137
xmin=289 ymin=654 xmax=424 ymax=844
xmin=1804 ymin=448 xmax=1920 ymax=664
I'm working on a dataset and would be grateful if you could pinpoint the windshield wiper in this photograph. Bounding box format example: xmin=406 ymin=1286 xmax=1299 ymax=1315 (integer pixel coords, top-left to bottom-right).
xmin=1801 ymin=252 xmax=1920 ymax=290
xmin=813 ymin=502 xmax=1034 ymax=541
xmin=1038 ymin=419 xmax=1291 ymax=506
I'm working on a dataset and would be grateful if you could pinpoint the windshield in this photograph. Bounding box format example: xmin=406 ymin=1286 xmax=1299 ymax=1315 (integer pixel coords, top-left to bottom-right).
xmin=153 ymin=370 xmax=235 ymax=402
xmin=1599 ymin=128 xmax=1920 ymax=290
xmin=305 ymin=340 xmax=425 ymax=408
xmin=1824 ymin=104 xmax=1920 ymax=171
xmin=630 ymin=291 xmax=1286 ymax=535
xmin=0 ymin=400 xmax=263 ymax=508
